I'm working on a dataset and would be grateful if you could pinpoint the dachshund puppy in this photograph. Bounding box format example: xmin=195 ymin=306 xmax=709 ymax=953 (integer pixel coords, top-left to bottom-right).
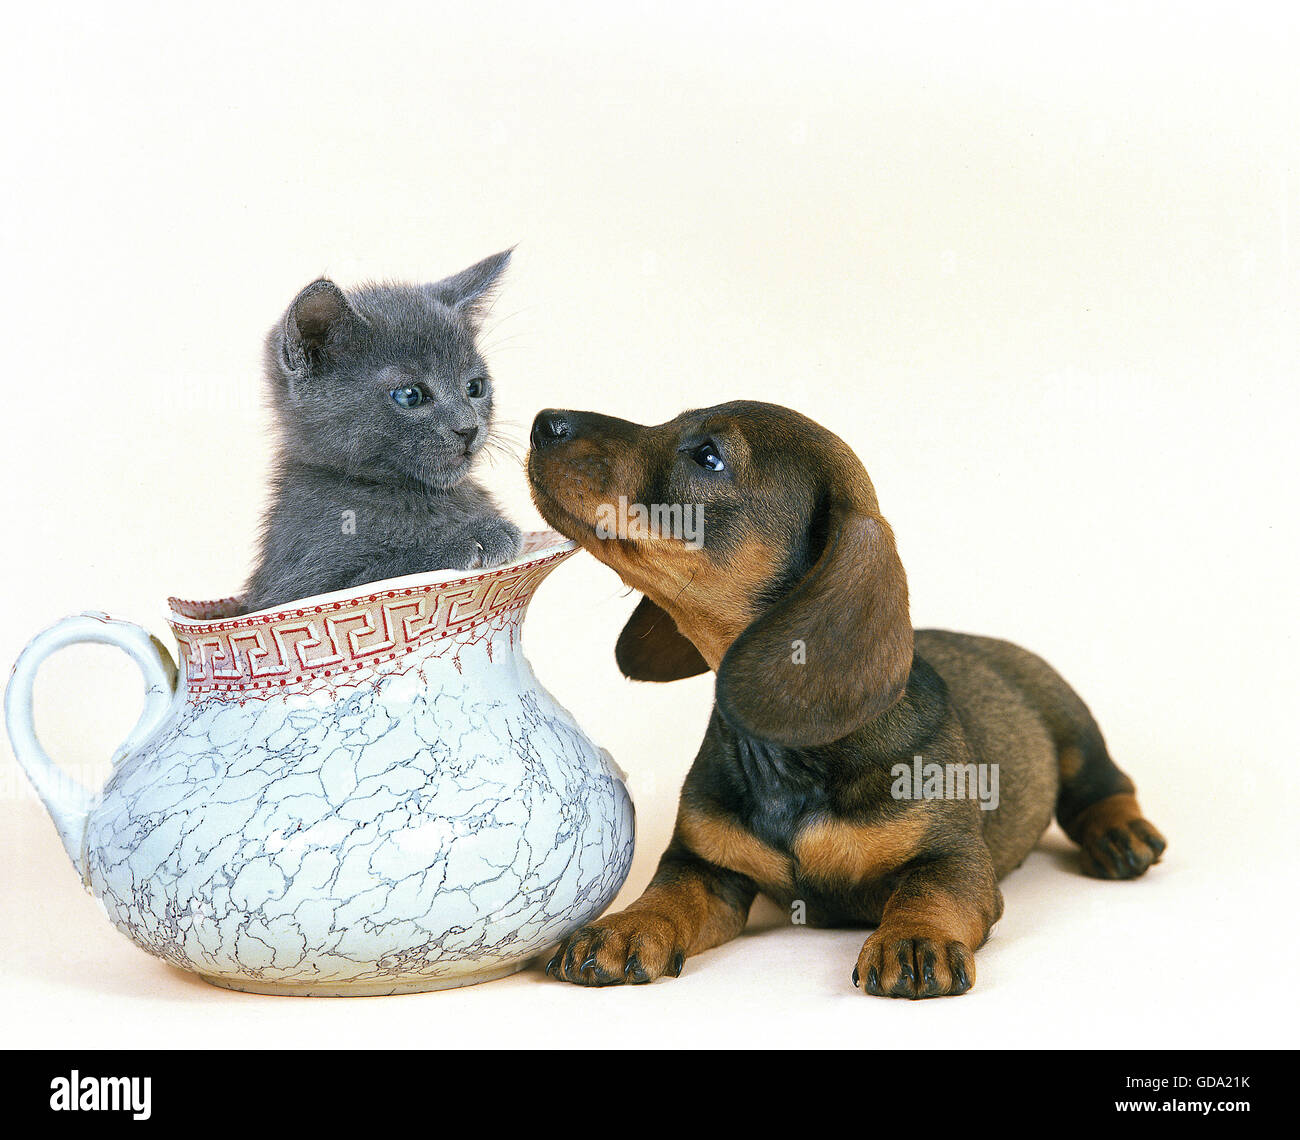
xmin=527 ymin=401 xmax=1166 ymax=997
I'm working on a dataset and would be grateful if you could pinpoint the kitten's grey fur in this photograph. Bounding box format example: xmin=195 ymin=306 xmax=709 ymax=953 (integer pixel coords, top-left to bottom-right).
xmin=242 ymin=251 xmax=522 ymax=613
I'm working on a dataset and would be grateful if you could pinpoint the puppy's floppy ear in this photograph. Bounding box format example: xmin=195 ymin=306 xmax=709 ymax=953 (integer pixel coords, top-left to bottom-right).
xmin=715 ymin=496 xmax=913 ymax=747
xmin=616 ymin=596 xmax=710 ymax=682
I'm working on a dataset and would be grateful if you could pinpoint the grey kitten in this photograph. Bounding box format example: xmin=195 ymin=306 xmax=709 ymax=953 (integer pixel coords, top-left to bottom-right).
xmin=242 ymin=250 xmax=523 ymax=613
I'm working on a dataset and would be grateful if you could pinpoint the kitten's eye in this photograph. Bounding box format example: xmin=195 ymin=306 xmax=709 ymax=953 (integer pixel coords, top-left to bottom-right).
xmin=390 ymin=386 xmax=426 ymax=409
xmin=692 ymin=441 xmax=725 ymax=472
xmin=465 ymin=378 xmax=486 ymax=399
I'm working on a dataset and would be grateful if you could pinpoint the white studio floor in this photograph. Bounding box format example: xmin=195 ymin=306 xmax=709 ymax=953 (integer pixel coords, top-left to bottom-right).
xmin=1 ymin=784 xmax=1288 ymax=1051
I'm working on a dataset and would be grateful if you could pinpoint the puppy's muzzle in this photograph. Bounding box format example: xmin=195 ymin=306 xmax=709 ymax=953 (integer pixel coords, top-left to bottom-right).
xmin=530 ymin=409 xmax=644 ymax=452
xmin=530 ymin=410 xmax=574 ymax=450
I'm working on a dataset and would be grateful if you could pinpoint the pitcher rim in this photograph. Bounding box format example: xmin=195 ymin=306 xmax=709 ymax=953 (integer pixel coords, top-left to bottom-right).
xmin=167 ymin=529 xmax=577 ymax=627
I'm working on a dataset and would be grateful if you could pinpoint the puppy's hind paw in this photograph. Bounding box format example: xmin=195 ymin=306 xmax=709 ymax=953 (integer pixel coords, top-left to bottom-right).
xmin=1081 ymin=818 xmax=1167 ymax=879
xmin=1072 ymin=794 xmax=1167 ymax=880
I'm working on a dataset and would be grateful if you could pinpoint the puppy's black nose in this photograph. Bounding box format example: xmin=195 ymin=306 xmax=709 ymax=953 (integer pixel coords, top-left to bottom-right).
xmin=531 ymin=410 xmax=573 ymax=449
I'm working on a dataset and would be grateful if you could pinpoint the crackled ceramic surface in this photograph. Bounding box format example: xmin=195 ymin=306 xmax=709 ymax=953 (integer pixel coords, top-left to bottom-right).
xmin=7 ymin=531 xmax=634 ymax=996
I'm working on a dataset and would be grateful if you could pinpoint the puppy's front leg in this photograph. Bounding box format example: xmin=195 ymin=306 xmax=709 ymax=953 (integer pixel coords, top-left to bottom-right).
xmin=856 ymin=842 xmax=1003 ymax=999
xmin=546 ymin=842 xmax=756 ymax=985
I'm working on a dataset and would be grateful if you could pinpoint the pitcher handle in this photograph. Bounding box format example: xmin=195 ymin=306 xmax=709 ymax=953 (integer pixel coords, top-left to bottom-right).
xmin=5 ymin=612 xmax=178 ymax=878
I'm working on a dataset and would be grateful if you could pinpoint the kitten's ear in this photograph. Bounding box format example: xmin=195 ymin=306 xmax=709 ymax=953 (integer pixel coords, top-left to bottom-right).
xmin=428 ymin=249 xmax=512 ymax=322
xmin=282 ymin=279 xmax=361 ymax=375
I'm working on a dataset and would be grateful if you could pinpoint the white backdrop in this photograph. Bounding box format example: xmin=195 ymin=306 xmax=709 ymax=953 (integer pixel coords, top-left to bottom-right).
xmin=1 ymin=1 xmax=1296 ymax=1048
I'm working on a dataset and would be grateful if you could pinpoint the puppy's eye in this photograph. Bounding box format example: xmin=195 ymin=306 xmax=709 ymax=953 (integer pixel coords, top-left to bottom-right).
xmin=390 ymin=386 xmax=426 ymax=409
xmin=465 ymin=377 xmax=486 ymax=399
xmin=692 ymin=442 xmax=725 ymax=472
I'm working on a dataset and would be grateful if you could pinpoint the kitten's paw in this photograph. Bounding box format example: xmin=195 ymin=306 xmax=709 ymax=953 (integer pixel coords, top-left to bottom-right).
xmin=451 ymin=519 xmax=523 ymax=570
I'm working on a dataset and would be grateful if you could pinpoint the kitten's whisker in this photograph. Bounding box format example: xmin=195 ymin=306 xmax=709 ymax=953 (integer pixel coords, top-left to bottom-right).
xmin=478 ymin=335 xmax=529 ymax=354
xmin=476 ymin=301 xmax=535 ymax=341
xmin=480 ymin=305 xmax=534 ymax=336
xmin=479 ymin=439 xmax=526 ymax=469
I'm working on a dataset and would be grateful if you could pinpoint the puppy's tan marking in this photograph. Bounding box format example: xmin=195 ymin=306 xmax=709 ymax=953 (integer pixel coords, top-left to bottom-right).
xmin=677 ymin=806 xmax=792 ymax=890
xmin=580 ymin=532 xmax=785 ymax=670
xmin=792 ymin=814 xmax=929 ymax=886
xmin=1064 ymin=792 xmax=1144 ymax=846
xmin=1058 ymin=745 xmax=1085 ymax=781
xmin=656 ymin=538 xmax=783 ymax=669
xmin=878 ymin=889 xmax=992 ymax=951
xmin=620 ymin=878 xmax=748 ymax=956
xmin=547 ymin=864 xmax=755 ymax=984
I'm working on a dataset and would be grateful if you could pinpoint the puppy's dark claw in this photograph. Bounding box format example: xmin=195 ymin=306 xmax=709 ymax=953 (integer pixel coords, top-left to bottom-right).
xmin=890 ymin=945 xmax=917 ymax=996
xmin=624 ymin=953 xmax=652 ymax=984
xmin=948 ymin=949 xmax=971 ymax=995
xmin=562 ymin=942 xmax=581 ymax=978
xmin=921 ymin=949 xmax=938 ymax=990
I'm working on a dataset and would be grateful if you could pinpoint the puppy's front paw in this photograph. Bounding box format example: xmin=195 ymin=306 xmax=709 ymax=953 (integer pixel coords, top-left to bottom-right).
xmin=854 ymin=931 xmax=975 ymax=998
xmin=545 ymin=911 xmax=686 ymax=986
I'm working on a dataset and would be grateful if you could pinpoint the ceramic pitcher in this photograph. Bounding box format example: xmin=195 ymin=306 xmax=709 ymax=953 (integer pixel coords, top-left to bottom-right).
xmin=5 ymin=530 xmax=634 ymax=996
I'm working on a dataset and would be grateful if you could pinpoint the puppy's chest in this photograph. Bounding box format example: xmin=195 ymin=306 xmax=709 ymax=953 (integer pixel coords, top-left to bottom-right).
xmin=684 ymin=744 xmax=926 ymax=922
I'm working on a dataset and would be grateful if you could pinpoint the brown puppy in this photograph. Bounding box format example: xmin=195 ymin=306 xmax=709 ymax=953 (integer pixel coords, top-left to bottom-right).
xmin=527 ymin=400 xmax=1166 ymax=997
